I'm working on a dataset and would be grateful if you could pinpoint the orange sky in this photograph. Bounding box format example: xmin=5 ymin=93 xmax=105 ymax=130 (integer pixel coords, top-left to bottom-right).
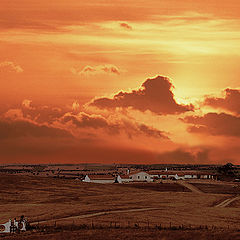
xmin=0 ymin=0 xmax=240 ymax=164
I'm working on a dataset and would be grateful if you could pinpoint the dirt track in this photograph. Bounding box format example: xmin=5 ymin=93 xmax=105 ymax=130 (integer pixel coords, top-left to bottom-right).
xmin=31 ymin=208 xmax=159 ymax=225
xmin=215 ymin=196 xmax=240 ymax=208
xmin=177 ymin=180 xmax=240 ymax=207
xmin=177 ymin=181 xmax=203 ymax=194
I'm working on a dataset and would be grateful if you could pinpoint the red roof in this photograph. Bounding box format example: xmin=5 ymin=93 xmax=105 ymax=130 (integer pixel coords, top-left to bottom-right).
xmin=147 ymin=171 xmax=215 ymax=176
xmin=119 ymin=175 xmax=130 ymax=179
xmin=147 ymin=171 xmax=166 ymax=175
xmin=129 ymin=171 xmax=149 ymax=176
xmin=88 ymin=175 xmax=115 ymax=180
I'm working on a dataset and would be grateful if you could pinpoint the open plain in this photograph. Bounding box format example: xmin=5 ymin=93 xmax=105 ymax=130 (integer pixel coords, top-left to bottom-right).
xmin=0 ymin=174 xmax=240 ymax=239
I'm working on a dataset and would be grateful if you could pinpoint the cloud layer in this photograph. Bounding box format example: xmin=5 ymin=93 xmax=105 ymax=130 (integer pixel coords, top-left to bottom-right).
xmin=0 ymin=61 xmax=23 ymax=73
xmin=183 ymin=112 xmax=240 ymax=137
xmin=91 ymin=76 xmax=194 ymax=115
xmin=156 ymin=148 xmax=210 ymax=164
xmin=1 ymin=77 xmax=240 ymax=164
xmin=61 ymin=112 xmax=169 ymax=139
xmin=204 ymin=88 xmax=240 ymax=115
xmin=0 ymin=119 xmax=72 ymax=139
xmin=71 ymin=65 xmax=120 ymax=75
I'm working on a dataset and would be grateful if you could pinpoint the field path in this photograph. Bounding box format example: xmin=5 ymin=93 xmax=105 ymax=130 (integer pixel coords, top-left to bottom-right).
xmin=177 ymin=181 xmax=203 ymax=194
xmin=215 ymin=195 xmax=240 ymax=208
xmin=31 ymin=207 xmax=159 ymax=224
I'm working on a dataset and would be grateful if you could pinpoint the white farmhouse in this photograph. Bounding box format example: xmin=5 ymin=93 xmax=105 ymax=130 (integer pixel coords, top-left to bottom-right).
xmin=82 ymin=174 xmax=117 ymax=184
xmin=129 ymin=171 xmax=153 ymax=182
xmin=119 ymin=175 xmax=132 ymax=183
xmin=82 ymin=175 xmax=91 ymax=182
xmin=148 ymin=170 xmax=216 ymax=180
xmin=184 ymin=173 xmax=198 ymax=179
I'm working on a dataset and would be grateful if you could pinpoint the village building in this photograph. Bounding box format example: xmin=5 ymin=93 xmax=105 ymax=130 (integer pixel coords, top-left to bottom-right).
xmin=82 ymin=172 xmax=154 ymax=183
xmin=147 ymin=171 xmax=181 ymax=180
xmin=118 ymin=175 xmax=132 ymax=183
xmin=129 ymin=171 xmax=153 ymax=182
xmin=147 ymin=170 xmax=217 ymax=180
xmin=82 ymin=170 xmax=218 ymax=184
xmin=82 ymin=174 xmax=118 ymax=184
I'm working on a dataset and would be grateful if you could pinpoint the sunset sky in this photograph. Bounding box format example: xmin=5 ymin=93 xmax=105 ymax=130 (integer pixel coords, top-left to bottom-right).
xmin=1 ymin=0 xmax=240 ymax=164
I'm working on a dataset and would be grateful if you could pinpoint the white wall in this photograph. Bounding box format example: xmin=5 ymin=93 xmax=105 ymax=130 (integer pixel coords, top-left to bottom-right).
xmin=91 ymin=179 xmax=115 ymax=184
xmin=129 ymin=172 xmax=152 ymax=182
xmin=184 ymin=175 xmax=197 ymax=179
xmin=82 ymin=175 xmax=90 ymax=182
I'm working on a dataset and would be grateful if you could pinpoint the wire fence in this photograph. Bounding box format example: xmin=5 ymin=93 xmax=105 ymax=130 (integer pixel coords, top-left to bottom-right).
xmin=30 ymin=220 xmax=237 ymax=234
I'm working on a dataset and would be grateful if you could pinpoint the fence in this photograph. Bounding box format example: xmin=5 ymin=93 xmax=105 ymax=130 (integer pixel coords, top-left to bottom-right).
xmin=31 ymin=220 xmax=236 ymax=234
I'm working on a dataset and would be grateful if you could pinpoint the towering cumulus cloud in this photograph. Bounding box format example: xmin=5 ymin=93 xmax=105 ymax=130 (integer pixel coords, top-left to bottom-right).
xmin=90 ymin=76 xmax=194 ymax=115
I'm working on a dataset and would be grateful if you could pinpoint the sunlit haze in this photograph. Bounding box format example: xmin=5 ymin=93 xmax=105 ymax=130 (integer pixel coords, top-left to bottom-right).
xmin=1 ymin=0 xmax=240 ymax=164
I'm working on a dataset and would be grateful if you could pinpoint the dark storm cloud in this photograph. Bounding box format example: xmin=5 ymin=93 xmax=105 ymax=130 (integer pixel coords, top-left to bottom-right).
xmin=90 ymin=76 xmax=194 ymax=115
xmin=61 ymin=113 xmax=169 ymax=139
xmin=183 ymin=112 xmax=240 ymax=137
xmin=0 ymin=119 xmax=72 ymax=139
xmin=156 ymin=148 xmax=210 ymax=164
xmin=204 ymin=88 xmax=240 ymax=115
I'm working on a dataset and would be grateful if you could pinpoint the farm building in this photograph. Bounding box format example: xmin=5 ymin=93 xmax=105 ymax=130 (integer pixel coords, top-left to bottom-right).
xmin=82 ymin=172 xmax=154 ymax=183
xmin=147 ymin=171 xmax=181 ymax=180
xmin=82 ymin=170 xmax=217 ymax=184
xmin=147 ymin=171 xmax=216 ymax=180
xmin=129 ymin=171 xmax=153 ymax=182
xmin=82 ymin=174 xmax=119 ymax=184
xmin=118 ymin=175 xmax=132 ymax=183
xmin=182 ymin=172 xmax=216 ymax=180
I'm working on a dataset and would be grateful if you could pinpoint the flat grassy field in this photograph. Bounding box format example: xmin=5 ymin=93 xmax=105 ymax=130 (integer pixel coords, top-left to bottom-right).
xmin=0 ymin=174 xmax=240 ymax=239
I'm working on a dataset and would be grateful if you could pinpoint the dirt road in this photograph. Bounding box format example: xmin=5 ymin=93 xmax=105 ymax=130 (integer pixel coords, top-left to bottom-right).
xmin=177 ymin=181 xmax=203 ymax=194
xmin=215 ymin=195 xmax=240 ymax=208
xmin=31 ymin=207 xmax=159 ymax=225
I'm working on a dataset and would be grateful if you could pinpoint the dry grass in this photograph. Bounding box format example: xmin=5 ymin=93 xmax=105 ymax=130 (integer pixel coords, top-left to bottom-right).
xmin=1 ymin=228 xmax=240 ymax=240
xmin=0 ymin=173 xmax=240 ymax=239
xmin=228 ymin=200 xmax=240 ymax=208
xmin=118 ymin=182 xmax=191 ymax=192
xmin=190 ymin=183 xmax=240 ymax=194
